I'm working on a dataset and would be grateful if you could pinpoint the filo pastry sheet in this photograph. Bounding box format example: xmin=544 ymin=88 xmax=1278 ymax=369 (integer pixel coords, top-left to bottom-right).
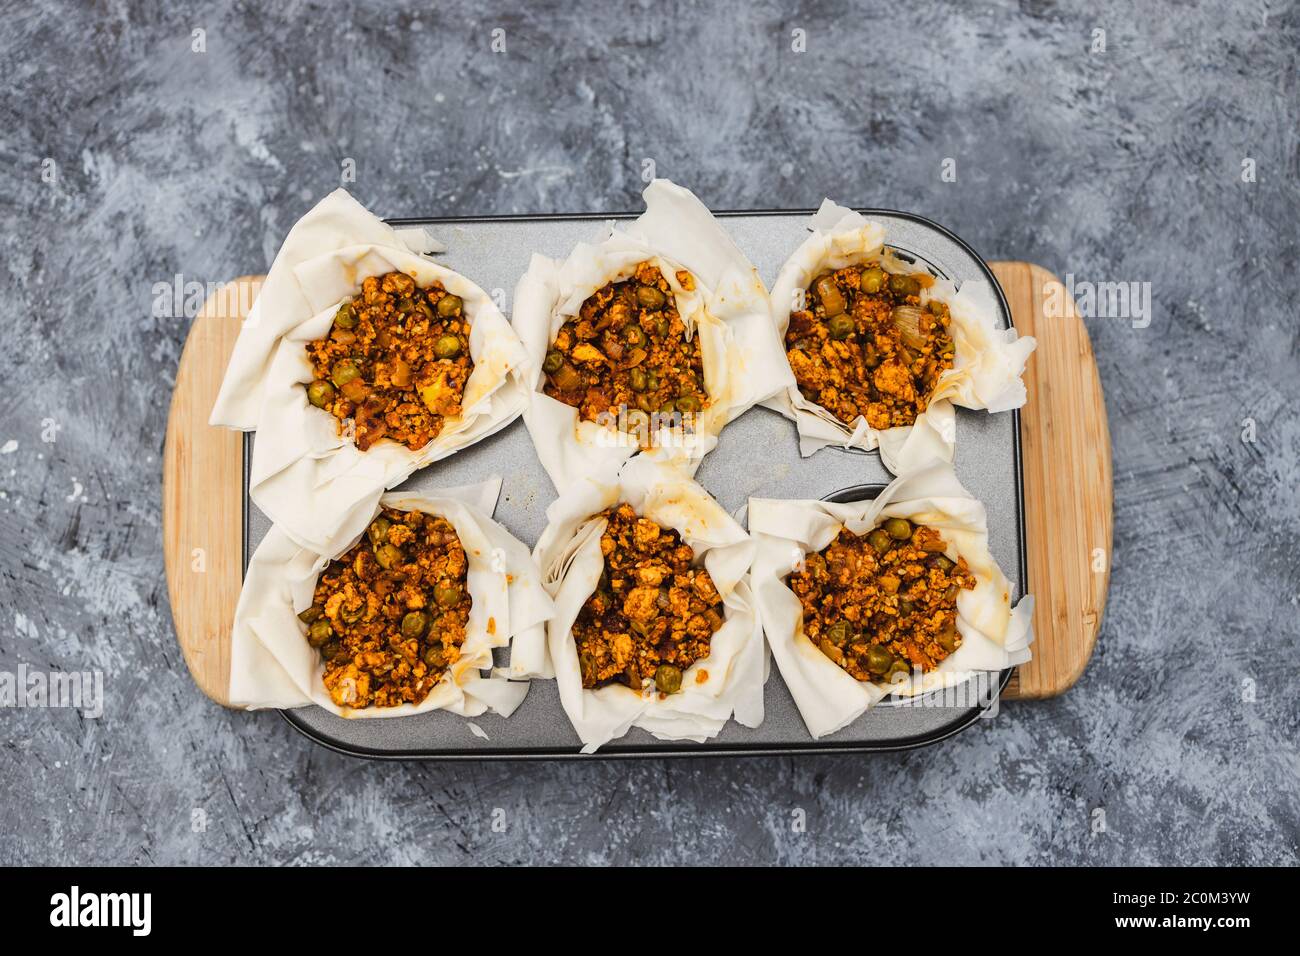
xmin=210 ymin=189 xmax=529 ymax=556
xmin=766 ymin=200 xmax=1036 ymax=474
xmin=518 ymin=456 xmax=765 ymax=753
xmin=511 ymin=178 xmax=794 ymax=492
xmin=748 ymin=460 xmax=1033 ymax=739
xmin=229 ymin=477 xmax=552 ymax=720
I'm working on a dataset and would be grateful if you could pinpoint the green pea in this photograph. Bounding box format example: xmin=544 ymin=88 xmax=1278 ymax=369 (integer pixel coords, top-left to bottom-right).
xmin=932 ymin=554 xmax=955 ymax=573
xmin=646 ymin=370 xmax=660 ymax=391
xmin=887 ymin=659 xmax=911 ymax=679
xmin=339 ymin=602 xmax=363 ymax=624
xmin=867 ymin=528 xmax=892 ymax=553
xmin=334 ymin=303 xmax=358 ymax=329
xmin=434 ymin=334 xmax=462 ymax=359
xmin=937 ymin=628 xmax=959 ymax=653
xmin=654 ymin=663 xmax=682 ymax=694
xmin=624 ymin=325 xmax=647 ymax=347
xmin=434 ymin=585 xmax=462 ymax=608
xmin=542 ymin=350 xmax=564 ymax=374
xmin=884 ymin=517 xmax=913 ymax=540
xmin=375 ymin=543 xmax=404 ymax=569
xmin=629 ymin=368 xmax=649 ymax=392
xmin=367 ymin=517 xmax=391 ymax=548
xmin=889 ymin=274 xmax=921 ymax=298
xmin=866 ymin=645 xmax=894 ymax=674
xmin=825 ymin=621 xmax=853 ymax=646
xmin=306 ymin=380 xmax=335 ymax=408
xmin=437 ymin=294 xmax=463 ymax=318
xmin=659 ymin=399 xmax=676 ymax=414
xmin=655 ymin=316 xmax=669 ymax=338
xmin=307 ymin=620 xmax=332 ymax=647
xmin=424 ymin=645 xmax=446 ymax=668
xmin=827 ymin=314 xmax=855 ymax=340
xmin=636 ymin=285 xmax=666 ymax=309
xmin=397 ymin=297 xmax=415 ymax=314
xmin=859 ymin=267 xmax=885 ymax=294
xmin=331 ymin=360 xmax=360 ymax=388
xmin=675 ymin=394 xmax=701 ymax=413
xmin=401 ymin=611 xmax=428 ymax=639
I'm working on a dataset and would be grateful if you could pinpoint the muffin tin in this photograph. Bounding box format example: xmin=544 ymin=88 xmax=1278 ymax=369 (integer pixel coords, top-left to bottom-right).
xmin=238 ymin=209 xmax=1027 ymax=757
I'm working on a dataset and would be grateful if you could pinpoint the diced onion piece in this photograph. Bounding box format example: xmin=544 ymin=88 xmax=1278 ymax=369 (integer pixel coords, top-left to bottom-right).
xmin=891 ymin=305 xmax=928 ymax=351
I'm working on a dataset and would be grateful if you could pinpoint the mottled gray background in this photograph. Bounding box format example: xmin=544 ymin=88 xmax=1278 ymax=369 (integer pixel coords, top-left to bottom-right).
xmin=2 ymin=0 xmax=1296 ymax=865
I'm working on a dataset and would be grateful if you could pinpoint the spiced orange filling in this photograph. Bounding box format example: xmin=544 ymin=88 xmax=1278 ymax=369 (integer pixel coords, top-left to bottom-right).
xmin=542 ymin=262 xmax=708 ymax=440
xmin=785 ymin=262 xmax=954 ymax=430
xmin=304 ymin=271 xmax=472 ymax=451
xmin=789 ymin=517 xmax=974 ymax=684
xmin=572 ymin=504 xmax=724 ymax=696
xmin=298 ymin=508 xmax=470 ymax=709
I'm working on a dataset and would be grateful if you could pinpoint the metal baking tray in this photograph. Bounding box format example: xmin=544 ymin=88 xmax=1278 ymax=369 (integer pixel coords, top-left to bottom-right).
xmin=243 ymin=209 xmax=1027 ymax=758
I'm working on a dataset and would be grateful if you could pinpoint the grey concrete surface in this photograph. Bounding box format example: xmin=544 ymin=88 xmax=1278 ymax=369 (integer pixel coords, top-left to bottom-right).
xmin=1 ymin=0 xmax=1296 ymax=865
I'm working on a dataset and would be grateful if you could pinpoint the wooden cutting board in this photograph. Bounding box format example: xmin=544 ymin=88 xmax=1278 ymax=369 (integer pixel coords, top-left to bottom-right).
xmin=162 ymin=262 xmax=1111 ymax=706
